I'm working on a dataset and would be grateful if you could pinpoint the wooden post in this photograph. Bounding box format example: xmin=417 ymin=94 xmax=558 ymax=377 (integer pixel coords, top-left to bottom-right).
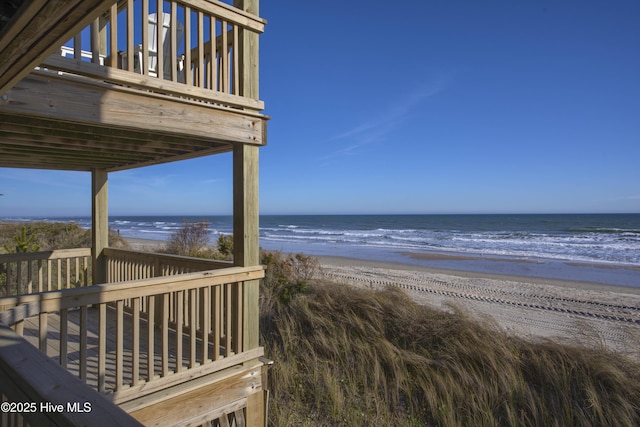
xmin=233 ymin=0 xmax=260 ymax=333
xmin=233 ymin=1 xmax=264 ymax=424
xmin=233 ymin=143 xmax=259 ymax=342
xmin=92 ymin=168 xmax=109 ymax=285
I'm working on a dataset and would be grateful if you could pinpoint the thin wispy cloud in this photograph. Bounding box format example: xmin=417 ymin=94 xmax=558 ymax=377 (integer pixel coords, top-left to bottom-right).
xmin=320 ymin=77 xmax=450 ymax=164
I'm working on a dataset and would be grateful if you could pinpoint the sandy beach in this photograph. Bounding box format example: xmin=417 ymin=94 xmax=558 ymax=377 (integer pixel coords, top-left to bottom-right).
xmin=122 ymin=237 xmax=640 ymax=356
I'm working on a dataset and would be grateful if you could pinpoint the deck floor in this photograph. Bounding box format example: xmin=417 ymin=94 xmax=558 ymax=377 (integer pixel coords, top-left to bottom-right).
xmin=19 ymin=306 xmax=220 ymax=394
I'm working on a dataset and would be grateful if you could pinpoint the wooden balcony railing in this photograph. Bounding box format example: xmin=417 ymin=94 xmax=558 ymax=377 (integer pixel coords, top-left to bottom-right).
xmin=39 ymin=0 xmax=265 ymax=112
xmin=0 ymin=265 xmax=265 ymax=406
xmin=104 ymin=247 xmax=233 ymax=281
xmin=0 ymin=248 xmax=92 ymax=298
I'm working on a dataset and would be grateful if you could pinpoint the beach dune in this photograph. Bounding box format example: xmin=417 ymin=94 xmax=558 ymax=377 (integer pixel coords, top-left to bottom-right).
xmin=318 ymin=257 xmax=640 ymax=356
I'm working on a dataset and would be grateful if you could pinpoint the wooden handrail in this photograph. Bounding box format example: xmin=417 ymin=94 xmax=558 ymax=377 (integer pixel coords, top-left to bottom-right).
xmin=0 ymin=265 xmax=264 ymax=316
xmin=0 ymin=248 xmax=91 ymax=263
xmin=0 ymin=324 xmax=143 ymax=426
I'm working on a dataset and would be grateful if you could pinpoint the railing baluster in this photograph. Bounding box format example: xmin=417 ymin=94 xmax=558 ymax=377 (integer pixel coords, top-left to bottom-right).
xmin=83 ymin=256 xmax=89 ymax=286
xmin=5 ymin=263 xmax=11 ymax=295
xmin=60 ymin=308 xmax=68 ymax=368
xmin=175 ymin=290 xmax=183 ymax=372
xmin=109 ymin=4 xmax=118 ymax=67
xmin=225 ymin=282 xmax=232 ymax=356
xmin=147 ymin=295 xmax=155 ymax=381
xmin=74 ymin=34 xmax=81 ymax=60
xmin=221 ymin=20 xmax=228 ymax=93
xmin=90 ymin=19 xmax=100 ymax=64
xmin=171 ymin=2 xmax=178 ymax=82
xmin=142 ymin=0 xmax=149 ymax=76
xmin=79 ymin=305 xmax=87 ymax=382
xmin=190 ymin=288 xmax=196 ymax=367
xmin=235 ymin=281 xmax=243 ymax=354
xmin=126 ymin=0 xmax=134 ymax=72
xmin=198 ymin=11 xmax=204 ymax=87
xmin=116 ymin=300 xmax=124 ymax=390
xmin=65 ymin=258 xmax=71 ymax=288
xmin=56 ymin=259 xmax=62 ymax=290
xmin=214 ymin=284 xmax=220 ymax=360
xmin=16 ymin=261 xmax=22 ymax=295
xmin=98 ymin=303 xmax=106 ymax=393
xmin=75 ymin=257 xmax=80 ymax=286
xmin=201 ymin=286 xmax=210 ymax=363
xmin=46 ymin=259 xmax=51 ymax=291
xmin=185 ymin=6 xmax=192 ymax=86
xmin=35 ymin=260 xmax=42 ymax=293
xmin=27 ymin=260 xmax=33 ymax=294
xmin=233 ymin=24 xmax=239 ymax=95
xmin=132 ymin=297 xmax=140 ymax=386
xmin=162 ymin=293 xmax=169 ymax=376
xmin=39 ymin=312 xmax=47 ymax=353
xmin=156 ymin=0 xmax=164 ymax=79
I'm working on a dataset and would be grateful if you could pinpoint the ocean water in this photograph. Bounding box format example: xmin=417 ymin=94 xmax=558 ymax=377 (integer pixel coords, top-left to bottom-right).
xmin=4 ymin=214 xmax=640 ymax=286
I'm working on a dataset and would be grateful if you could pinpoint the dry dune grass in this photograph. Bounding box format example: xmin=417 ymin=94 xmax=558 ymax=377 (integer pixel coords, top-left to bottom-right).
xmin=261 ymin=278 xmax=640 ymax=426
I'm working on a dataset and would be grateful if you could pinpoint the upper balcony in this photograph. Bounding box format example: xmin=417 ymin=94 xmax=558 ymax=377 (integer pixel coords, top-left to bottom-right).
xmin=0 ymin=0 xmax=266 ymax=172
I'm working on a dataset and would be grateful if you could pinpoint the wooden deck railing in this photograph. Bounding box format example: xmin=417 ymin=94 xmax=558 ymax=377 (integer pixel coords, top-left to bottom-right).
xmin=40 ymin=0 xmax=265 ymax=112
xmin=0 ymin=265 xmax=265 ymax=405
xmin=0 ymin=248 xmax=92 ymax=297
xmin=104 ymin=247 xmax=233 ymax=281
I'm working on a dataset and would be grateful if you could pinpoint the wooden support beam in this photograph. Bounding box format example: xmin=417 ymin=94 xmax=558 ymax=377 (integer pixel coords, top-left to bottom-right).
xmin=1 ymin=73 xmax=266 ymax=145
xmin=92 ymin=169 xmax=109 ymax=285
xmin=233 ymin=145 xmax=260 ymax=349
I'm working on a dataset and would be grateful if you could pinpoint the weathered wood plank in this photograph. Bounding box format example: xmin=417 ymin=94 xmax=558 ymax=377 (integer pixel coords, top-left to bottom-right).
xmin=0 ymin=324 xmax=143 ymax=426
xmin=1 ymin=73 xmax=266 ymax=144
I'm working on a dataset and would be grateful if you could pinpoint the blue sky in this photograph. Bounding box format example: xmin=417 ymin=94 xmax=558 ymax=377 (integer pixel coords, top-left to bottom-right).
xmin=1 ymin=0 xmax=640 ymax=216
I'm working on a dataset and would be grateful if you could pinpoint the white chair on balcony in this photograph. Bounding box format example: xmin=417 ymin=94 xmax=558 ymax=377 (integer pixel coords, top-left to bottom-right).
xmin=122 ymin=12 xmax=185 ymax=81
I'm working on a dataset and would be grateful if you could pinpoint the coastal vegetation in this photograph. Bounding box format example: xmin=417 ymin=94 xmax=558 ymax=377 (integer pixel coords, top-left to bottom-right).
xmin=261 ymin=276 xmax=640 ymax=426
xmin=162 ymin=220 xmax=234 ymax=260
xmin=0 ymin=221 xmax=128 ymax=252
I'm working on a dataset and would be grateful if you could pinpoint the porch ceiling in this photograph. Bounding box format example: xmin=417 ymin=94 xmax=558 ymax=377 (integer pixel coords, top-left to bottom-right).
xmin=0 ymin=112 xmax=233 ymax=172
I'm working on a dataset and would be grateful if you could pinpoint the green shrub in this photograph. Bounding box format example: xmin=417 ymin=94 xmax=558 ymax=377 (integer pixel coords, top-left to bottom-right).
xmin=3 ymin=226 xmax=40 ymax=253
xmin=217 ymin=234 xmax=233 ymax=257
